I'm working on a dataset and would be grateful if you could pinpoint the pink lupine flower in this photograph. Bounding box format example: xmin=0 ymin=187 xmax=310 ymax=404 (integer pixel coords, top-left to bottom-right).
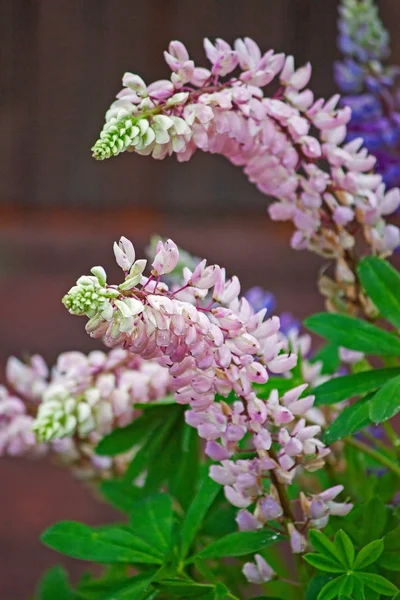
xmin=0 ymin=349 xmax=172 ymax=482
xmin=288 ymin=523 xmax=308 ymax=554
xmin=92 ymin=36 xmax=400 ymax=320
xmin=236 ymin=509 xmax=263 ymax=531
xmin=242 ymin=554 xmax=275 ymax=584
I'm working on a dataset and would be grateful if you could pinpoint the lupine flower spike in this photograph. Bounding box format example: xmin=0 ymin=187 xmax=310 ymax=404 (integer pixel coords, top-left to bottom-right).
xmin=336 ymin=0 xmax=400 ymax=190
xmin=92 ymin=36 xmax=400 ymax=316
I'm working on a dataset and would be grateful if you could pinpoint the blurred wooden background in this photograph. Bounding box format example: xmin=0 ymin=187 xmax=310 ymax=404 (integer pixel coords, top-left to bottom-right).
xmin=1 ymin=0 xmax=400 ymax=597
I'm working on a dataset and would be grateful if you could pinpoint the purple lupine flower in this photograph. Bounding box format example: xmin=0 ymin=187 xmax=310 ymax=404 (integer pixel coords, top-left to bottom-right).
xmin=336 ymin=0 xmax=400 ymax=190
xmin=245 ymin=287 xmax=276 ymax=314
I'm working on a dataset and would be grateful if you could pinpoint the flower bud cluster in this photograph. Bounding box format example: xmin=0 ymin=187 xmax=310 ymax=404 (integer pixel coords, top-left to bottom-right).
xmin=92 ymin=36 xmax=400 ymax=309
xmin=1 ymin=349 xmax=171 ymax=480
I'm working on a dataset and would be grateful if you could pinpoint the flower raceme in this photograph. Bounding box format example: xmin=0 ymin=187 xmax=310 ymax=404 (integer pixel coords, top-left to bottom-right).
xmin=0 ymin=349 xmax=171 ymax=480
xmin=91 ymin=36 xmax=400 ymax=314
xmin=62 ymin=237 xmax=352 ymax=550
xmin=335 ymin=0 xmax=400 ymax=190
xmin=63 ymin=237 xmax=296 ymax=412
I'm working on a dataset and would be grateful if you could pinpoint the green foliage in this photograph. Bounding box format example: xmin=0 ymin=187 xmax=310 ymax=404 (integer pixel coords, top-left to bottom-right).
xmin=41 ymin=521 xmax=164 ymax=564
xmin=377 ymin=527 xmax=400 ymax=571
xmin=323 ymin=396 xmax=372 ymax=444
xmin=100 ymin=480 xmax=145 ymax=513
xmin=310 ymin=343 xmax=341 ymax=375
xmin=369 ymin=373 xmax=400 ymax=423
xmin=358 ymin=256 xmax=400 ymax=328
xmin=35 ymin=566 xmax=72 ymax=600
xmin=353 ymin=540 xmax=384 ymax=570
xmin=305 ymin=528 xmax=399 ymax=599
xmin=313 ymin=368 xmax=400 ymax=406
xmin=129 ymin=494 xmax=173 ymax=553
xmin=95 ymin=410 xmax=163 ymax=456
xmin=123 ymin=405 xmax=182 ymax=482
xmin=180 ymin=475 xmax=221 ymax=558
xmin=304 ymin=313 xmax=400 ymax=356
xmin=191 ymin=530 xmax=282 ymax=562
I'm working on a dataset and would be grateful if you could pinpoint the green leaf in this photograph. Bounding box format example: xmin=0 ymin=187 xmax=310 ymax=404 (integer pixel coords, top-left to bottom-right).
xmin=35 ymin=566 xmax=72 ymax=600
xmin=323 ymin=396 xmax=372 ymax=444
xmin=334 ymin=530 xmax=355 ymax=569
xmin=157 ymin=580 xmax=215 ymax=597
xmin=180 ymin=475 xmax=221 ymax=559
xmin=338 ymin=573 xmax=354 ymax=596
xmin=101 ymin=572 xmax=156 ymax=599
xmin=309 ymin=530 xmax=343 ymax=565
xmin=255 ymin=377 xmax=299 ymax=398
xmin=357 ymin=572 xmax=399 ymax=595
xmin=167 ymin=421 xmax=199 ymax=511
xmin=133 ymin=395 xmax=176 ymax=409
xmin=318 ymin=575 xmax=347 ymax=600
xmin=201 ymin=502 xmax=237 ymax=539
xmin=192 ymin=530 xmax=282 ymax=561
xmin=358 ymin=256 xmax=400 ymax=328
xmin=129 ymin=494 xmax=173 ymax=553
xmin=306 ymin=576 xmax=335 ymax=600
xmin=361 ymin=497 xmax=388 ymax=544
xmin=353 ymin=539 xmax=384 ymax=570
xmin=304 ymin=313 xmax=400 ymax=356
xmin=100 ymin=480 xmax=144 ymax=513
xmin=369 ymin=374 xmax=400 ymax=423
xmin=124 ymin=406 xmax=182 ymax=481
xmin=378 ymin=527 xmax=400 ymax=571
xmin=304 ymin=553 xmax=345 ymax=573
xmin=311 ymin=344 xmax=340 ymax=376
xmin=41 ymin=521 xmax=163 ymax=564
xmin=313 ymin=368 xmax=400 ymax=406
xmin=96 ymin=410 xmax=163 ymax=456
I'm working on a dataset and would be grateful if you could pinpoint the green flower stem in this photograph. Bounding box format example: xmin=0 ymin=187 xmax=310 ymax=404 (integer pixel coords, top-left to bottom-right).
xmin=268 ymin=448 xmax=296 ymax=522
xmin=268 ymin=448 xmax=306 ymax=590
xmin=362 ymin=429 xmax=397 ymax=457
xmin=383 ymin=422 xmax=400 ymax=451
xmin=346 ymin=436 xmax=400 ymax=478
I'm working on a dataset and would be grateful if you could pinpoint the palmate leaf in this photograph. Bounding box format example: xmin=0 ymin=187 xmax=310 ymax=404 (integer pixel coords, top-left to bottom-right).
xmin=334 ymin=530 xmax=355 ymax=569
xmin=129 ymin=494 xmax=173 ymax=553
xmin=100 ymin=572 xmax=156 ymax=600
xmin=304 ymin=553 xmax=345 ymax=573
xmin=96 ymin=409 xmax=164 ymax=456
xmin=191 ymin=530 xmax=282 ymax=562
xmin=180 ymin=475 xmax=221 ymax=559
xmin=313 ymin=368 xmax=400 ymax=406
xmin=309 ymin=530 xmax=343 ymax=565
xmin=35 ymin=566 xmax=72 ymax=600
xmin=100 ymin=480 xmax=145 ymax=513
xmin=369 ymin=374 xmax=400 ymax=424
xmin=304 ymin=313 xmax=400 ymax=356
xmin=163 ymin=420 xmax=200 ymax=511
xmin=318 ymin=575 xmax=350 ymax=600
xmin=323 ymin=396 xmax=372 ymax=444
xmin=156 ymin=580 xmax=216 ymax=597
xmin=41 ymin=522 xmax=164 ymax=564
xmin=123 ymin=405 xmax=182 ymax=482
xmin=377 ymin=527 xmax=400 ymax=571
xmin=354 ymin=539 xmax=384 ymax=570
xmin=358 ymin=256 xmax=400 ymax=328
xmin=356 ymin=572 xmax=399 ymax=596
xmin=306 ymin=576 xmax=335 ymax=600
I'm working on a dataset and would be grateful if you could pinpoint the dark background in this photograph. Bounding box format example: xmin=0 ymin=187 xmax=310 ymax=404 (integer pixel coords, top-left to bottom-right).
xmin=1 ymin=1 xmax=400 ymax=597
